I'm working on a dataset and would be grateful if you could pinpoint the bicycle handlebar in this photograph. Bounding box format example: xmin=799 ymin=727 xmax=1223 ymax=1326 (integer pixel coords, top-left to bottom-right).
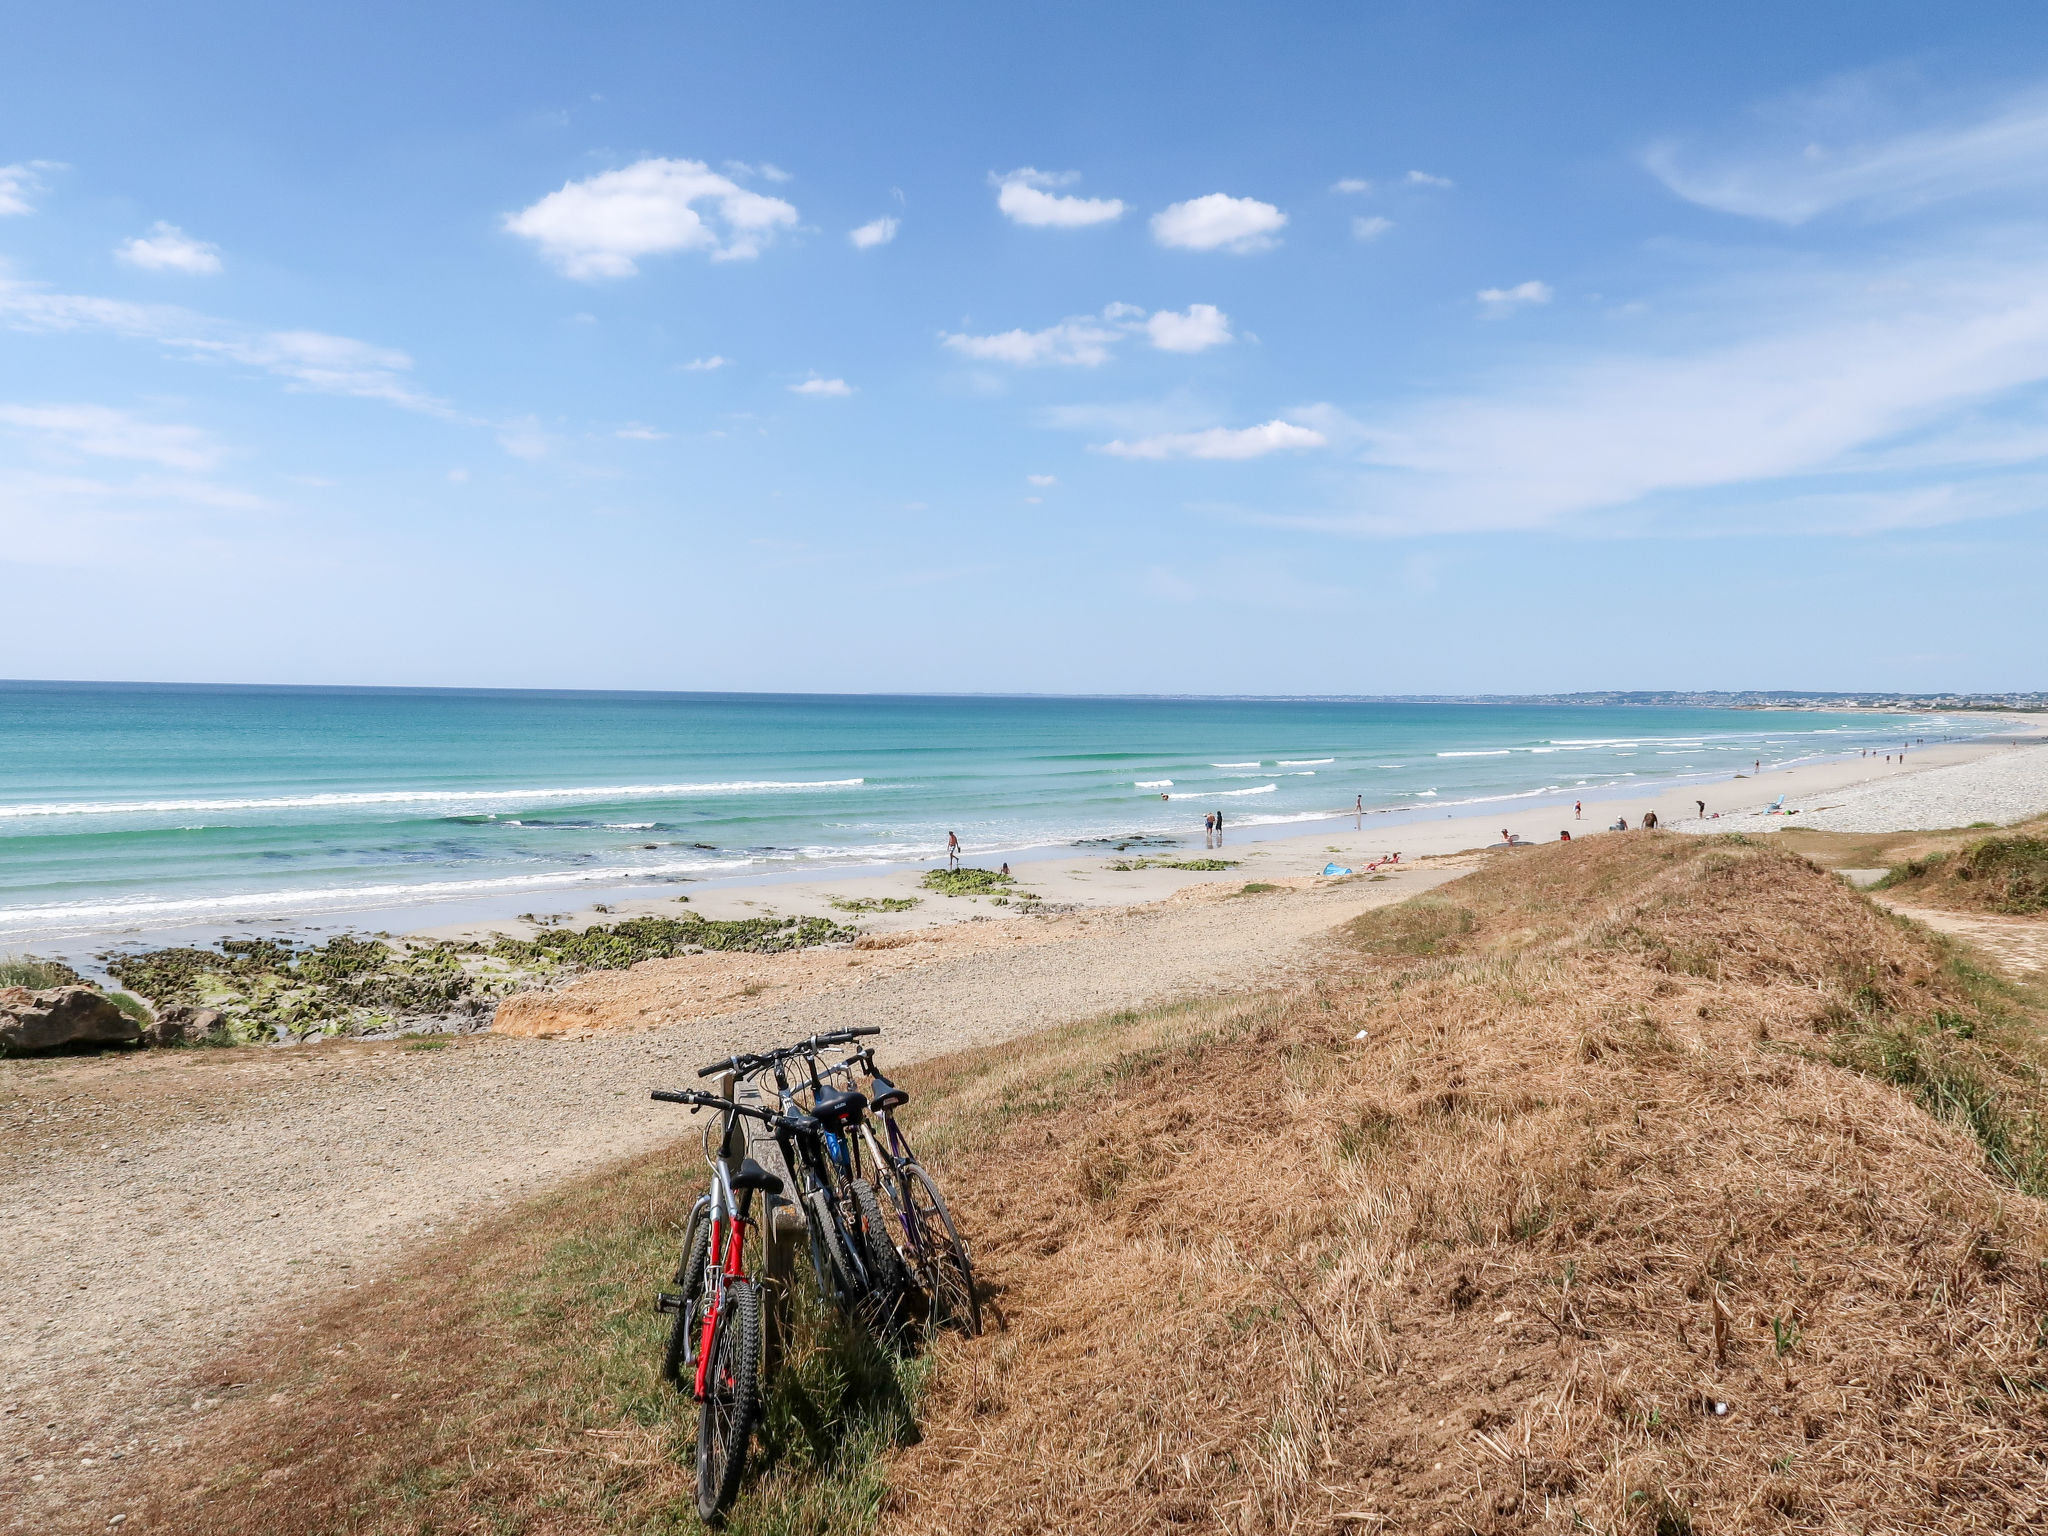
xmin=694 ymin=1027 xmax=881 ymax=1079
xmin=650 ymin=1088 xmax=814 ymax=1135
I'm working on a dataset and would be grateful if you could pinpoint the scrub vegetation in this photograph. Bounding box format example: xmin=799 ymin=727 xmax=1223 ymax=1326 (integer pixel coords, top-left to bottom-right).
xmin=142 ymin=834 xmax=2048 ymax=1532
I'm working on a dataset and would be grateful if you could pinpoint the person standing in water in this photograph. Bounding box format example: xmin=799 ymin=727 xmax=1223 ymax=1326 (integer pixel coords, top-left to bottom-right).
xmin=1215 ymin=809 xmax=1224 ymax=841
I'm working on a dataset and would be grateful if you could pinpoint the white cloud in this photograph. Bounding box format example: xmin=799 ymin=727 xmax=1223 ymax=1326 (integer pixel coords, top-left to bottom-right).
xmin=1645 ymin=79 xmax=2048 ymax=225
xmin=1405 ymin=170 xmax=1454 ymax=188
xmin=0 ymin=279 xmax=454 ymax=415
xmin=789 ymin=375 xmax=853 ymax=396
xmin=615 ymin=423 xmax=669 ymax=440
xmin=1477 ymin=280 xmax=1553 ymax=313
xmin=1305 ymin=243 xmax=2048 ymax=536
xmin=503 ymin=158 xmax=799 ymax=278
xmin=1097 ymin=420 xmax=1327 ymax=460
xmin=683 ymin=355 xmax=729 ymax=371
xmin=1352 ymin=216 xmax=1394 ymax=242
xmin=0 ymin=403 xmax=221 ymax=469
xmin=1331 ymin=178 xmax=1372 ymax=194
xmin=0 ymin=162 xmax=54 ymax=217
xmin=115 ymin=222 xmax=223 ymax=275
xmin=992 ymin=168 xmax=1125 ymax=228
xmin=849 ymin=216 xmax=899 ymax=249
xmin=1145 ymin=303 xmax=1233 ymax=353
xmin=447 ymin=468 xmax=469 ymax=483
xmin=1027 ymin=474 xmax=1058 ymax=487
xmin=1150 ymin=193 xmax=1286 ymax=253
xmin=942 ymin=314 xmax=1122 ymax=367
xmin=724 ymin=160 xmax=793 ymax=184
xmin=497 ymin=417 xmax=554 ymax=459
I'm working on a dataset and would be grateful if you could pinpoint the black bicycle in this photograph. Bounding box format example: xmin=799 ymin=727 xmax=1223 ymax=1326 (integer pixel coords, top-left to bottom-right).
xmin=699 ymin=1028 xmax=913 ymax=1343
xmin=812 ymin=1040 xmax=981 ymax=1336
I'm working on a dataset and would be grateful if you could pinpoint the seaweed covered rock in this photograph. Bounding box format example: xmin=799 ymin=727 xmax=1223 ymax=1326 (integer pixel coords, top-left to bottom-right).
xmin=0 ymin=985 xmax=140 ymax=1053
xmin=146 ymin=1004 xmax=229 ymax=1046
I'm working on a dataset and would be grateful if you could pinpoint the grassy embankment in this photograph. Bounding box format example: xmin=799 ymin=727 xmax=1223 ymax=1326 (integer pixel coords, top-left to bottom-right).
xmin=146 ymin=834 xmax=2048 ymax=1533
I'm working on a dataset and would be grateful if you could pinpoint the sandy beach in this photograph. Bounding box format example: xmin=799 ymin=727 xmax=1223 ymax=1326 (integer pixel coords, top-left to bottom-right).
xmin=6 ymin=721 xmax=2048 ymax=1532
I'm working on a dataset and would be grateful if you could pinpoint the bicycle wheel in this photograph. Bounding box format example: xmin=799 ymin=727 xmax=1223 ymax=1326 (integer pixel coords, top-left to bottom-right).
xmin=850 ymin=1178 xmax=913 ymax=1338
xmin=804 ymin=1187 xmax=866 ymax=1317
xmin=696 ymin=1279 xmax=762 ymax=1524
xmin=662 ymin=1199 xmax=712 ymax=1389
xmin=902 ymin=1164 xmax=981 ymax=1336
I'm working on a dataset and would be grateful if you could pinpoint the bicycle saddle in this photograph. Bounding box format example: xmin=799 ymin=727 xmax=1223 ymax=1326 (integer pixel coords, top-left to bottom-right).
xmin=810 ymin=1087 xmax=868 ymax=1128
xmin=866 ymin=1073 xmax=909 ymax=1111
xmin=729 ymin=1157 xmax=784 ymax=1195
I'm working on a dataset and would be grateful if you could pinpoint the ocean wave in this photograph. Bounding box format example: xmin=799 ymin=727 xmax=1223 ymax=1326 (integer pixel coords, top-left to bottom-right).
xmin=1134 ymin=780 xmax=1173 ymax=788
xmin=1165 ymin=784 xmax=1276 ymax=799
xmin=1211 ymin=761 xmax=1260 ymax=768
xmin=0 ymin=778 xmax=868 ymax=819
xmin=1437 ymin=750 xmax=1511 ymax=758
xmin=1277 ymin=758 xmax=1333 ymax=766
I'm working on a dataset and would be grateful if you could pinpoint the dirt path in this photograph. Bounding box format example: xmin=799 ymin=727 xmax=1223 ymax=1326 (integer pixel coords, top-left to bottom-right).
xmin=0 ymin=868 xmax=1454 ymax=1532
xmin=1872 ymin=897 xmax=2048 ymax=976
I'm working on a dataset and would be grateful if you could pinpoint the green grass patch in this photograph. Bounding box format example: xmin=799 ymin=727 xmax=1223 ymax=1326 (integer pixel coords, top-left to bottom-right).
xmin=1233 ymin=882 xmax=1281 ymax=896
xmin=829 ymin=896 xmax=923 ymax=914
xmin=403 ymin=1036 xmax=451 ymax=1051
xmin=1107 ymin=857 xmax=1240 ymax=873
xmin=921 ymin=867 xmax=1016 ymax=896
xmin=0 ymin=954 xmax=85 ymax=989
xmin=1344 ymin=897 xmax=1476 ymax=957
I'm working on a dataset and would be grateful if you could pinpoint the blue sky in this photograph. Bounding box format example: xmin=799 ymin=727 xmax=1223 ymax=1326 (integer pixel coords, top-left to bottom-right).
xmin=3 ymin=2 xmax=2045 ymax=694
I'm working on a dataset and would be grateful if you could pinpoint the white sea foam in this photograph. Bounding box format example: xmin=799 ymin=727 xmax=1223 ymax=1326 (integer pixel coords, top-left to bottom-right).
xmin=1438 ymin=750 xmax=1511 ymax=758
xmin=1165 ymin=784 xmax=1276 ymax=799
xmin=0 ymin=779 xmax=868 ymax=819
xmin=1211 ymin=761 xmax=1260 ymax=768
xmin=1278 ymin=758 xmax=1333 ymax=766
xmin=1134 ymin=780 xmax=1173 ymax=788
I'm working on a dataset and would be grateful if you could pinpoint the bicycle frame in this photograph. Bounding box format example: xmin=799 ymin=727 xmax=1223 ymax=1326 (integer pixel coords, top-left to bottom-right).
xmin=690 ymin=1110 xmax=761 ymax=1399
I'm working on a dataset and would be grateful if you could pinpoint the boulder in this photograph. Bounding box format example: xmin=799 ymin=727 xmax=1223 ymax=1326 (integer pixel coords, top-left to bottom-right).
xmin=147 ymin=1004 xmax=228 ymax=1046
xmin=0 ymin=985 xmax=142 ymax=1053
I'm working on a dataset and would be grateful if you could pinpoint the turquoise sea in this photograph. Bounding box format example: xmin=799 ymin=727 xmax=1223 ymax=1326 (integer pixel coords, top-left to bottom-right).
xmin=0 ymin=683 xmax=1981 ymax=946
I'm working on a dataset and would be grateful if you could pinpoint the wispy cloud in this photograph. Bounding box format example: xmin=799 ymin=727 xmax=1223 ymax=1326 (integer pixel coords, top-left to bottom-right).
xmin=790 ymin=375 xmax=853 ymax=396
xmin=682 ymin=355 xmax=729 ymax=371
xmin=991 ymin=168 xmax=1125 ymax=228
xmin=1151 ymin=193 xmax=1286 ymax=253
xmin=0 ymin=403 xmax=221 ymax=469
xmin=1304 ymin=242 xmax=2048 ymax=536
xmin=614 ymin=423 xmax=669 ymax=440
xmin=504 ymin=158 xmax=799 ymax=278
xmin=849 ymin=215 xmax=899 ymax=248
xmin=1404 ymin=169 xmax=1454 ymax=188
xmin=0 ymin=279 xmax=454 ymax=415
xmin=943 ymin=313 xmax=1124 ymax=367
xmin=1097 ymin=419 xmax=1326 ymax=460
xmin=115 ymin=222 xmax=223 ymax=275
xmin=0 ymin=161 xmax=57 ymax=217
xmin=1352 ymin=216 xmax=1393 ymax=242
xmin=1646 ymin=77 xmax=2048 ymax=224
xmin=1477 ymin=280 xmax=1552 ymax=314
xmin=1331 ymin=178 xmax=1372 ymax=195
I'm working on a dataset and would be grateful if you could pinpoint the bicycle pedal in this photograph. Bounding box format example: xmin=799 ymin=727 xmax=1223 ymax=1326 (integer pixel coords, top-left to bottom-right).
xmin=655 ymin=1291 xmax=686 ymax=1314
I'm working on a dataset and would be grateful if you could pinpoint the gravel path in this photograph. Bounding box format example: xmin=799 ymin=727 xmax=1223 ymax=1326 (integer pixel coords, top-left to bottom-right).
xmin=1672 ymin=742 xmax=2048 ymax=836
xmin=0 ymin=869 xmax=1454 ymax=1532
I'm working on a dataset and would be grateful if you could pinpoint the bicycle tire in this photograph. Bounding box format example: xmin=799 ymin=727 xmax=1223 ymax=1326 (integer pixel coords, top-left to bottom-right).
xmin=850 ymin=1178 xmax=913 ymax=1338
xmin=903 ymin=1164 xmax=981 ymax=1336
xmin=663 ymin=1199 xmax=712 ymax=1389
xmin=696 ymin=1279 xmax=762 ymax=1524
xmin=804 ymin=1187 xmax=866 ymax=1316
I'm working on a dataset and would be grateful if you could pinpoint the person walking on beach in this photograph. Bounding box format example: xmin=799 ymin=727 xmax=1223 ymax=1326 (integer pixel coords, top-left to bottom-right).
xmin=1697 ymin=799 xmax=1706 ymax=819
xmin=1574 ymin=801 xmax=1582 ymax=819
xmin=1203 ymin=812 xmax=1215 ymax=846
xmin=946 ymin=830 xmax=960 ymax=870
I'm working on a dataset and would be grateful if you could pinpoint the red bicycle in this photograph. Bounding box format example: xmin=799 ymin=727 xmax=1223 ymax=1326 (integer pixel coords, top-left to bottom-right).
xmin=651 ymin=1088 xmax=793 ymax=1524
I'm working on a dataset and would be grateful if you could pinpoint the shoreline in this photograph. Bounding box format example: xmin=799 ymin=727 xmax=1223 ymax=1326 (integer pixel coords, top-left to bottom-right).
xmin=19 ymin=719 xmax=2044 ymax=978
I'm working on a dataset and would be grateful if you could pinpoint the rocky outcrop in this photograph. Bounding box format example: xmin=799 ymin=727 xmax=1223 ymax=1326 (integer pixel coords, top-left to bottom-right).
xmin=0 ymin=986 xmax=141 ymax=1053
xmin=147 ymin=1004 xmax=227 ymax=1046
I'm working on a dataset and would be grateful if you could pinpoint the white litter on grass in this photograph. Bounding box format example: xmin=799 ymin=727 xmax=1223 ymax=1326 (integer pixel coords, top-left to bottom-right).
xmin=1353 ymin=1029 xmax=1370 ymax=1040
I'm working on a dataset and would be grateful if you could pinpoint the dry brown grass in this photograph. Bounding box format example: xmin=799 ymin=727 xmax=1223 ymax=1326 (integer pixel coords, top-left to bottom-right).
xmin=137 ymin=834 xmax=2048 ymax=1535
xmin=883 ymin=834 xmax=2048 ymax=1534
